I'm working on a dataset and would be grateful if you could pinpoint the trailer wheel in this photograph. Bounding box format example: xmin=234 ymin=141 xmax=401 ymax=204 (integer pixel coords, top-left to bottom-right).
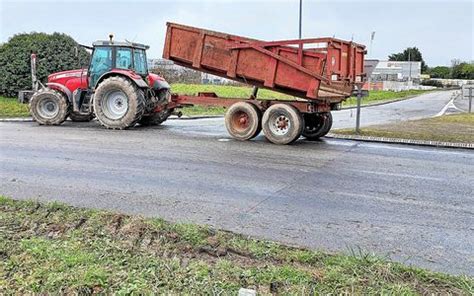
xmin=302 ymin=112 xmax=333 ymax=140
xmin=139 ymin=109 xmax=171 ymax=126
xmin=319 ymin=112 xmax=333 ymax=136
xmin=262 ymin=103 xmax=303 ymax=145
xmin=69 ymin=112 xmax=94 ymax=122
xmin=29 ymin=88 xmax=69 ymax=125
xmin=93 ymin=76 xmax=145 ymax=129
xmin=225 ymin=102 xmax=262 ymax=140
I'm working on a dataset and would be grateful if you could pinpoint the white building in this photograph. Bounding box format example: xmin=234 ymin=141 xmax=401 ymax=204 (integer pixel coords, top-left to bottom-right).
xmin=370 ymin=61 xmax=421 ymax=82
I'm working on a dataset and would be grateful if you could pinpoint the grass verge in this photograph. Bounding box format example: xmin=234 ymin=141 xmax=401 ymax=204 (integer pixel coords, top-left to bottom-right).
xmin=0 ymin=85 xmax=432 ymax=118
xmin=341 ymin=89 xmax=430 ymax=107
xmin=0 ymin=96 xmax=29 ymax=118
xmin=1 ymin=196 xmax=472 ymax=294
xmin=333 ymin=113 xmax=474 ymax=144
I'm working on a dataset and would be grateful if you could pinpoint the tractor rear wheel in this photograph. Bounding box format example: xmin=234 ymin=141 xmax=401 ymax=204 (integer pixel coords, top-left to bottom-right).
xmin=139 ymin=109 xmax=172 ymax=126
xmin=302 ymin=112 xmax=333 ymax=140
xmin=225 ymin=102 xmax=262 ymax=140
xmin=262 ymin=103 xmax=303 ymax=145
xmin=29 ymin=88 xmax=69 ymax=125
xmin=69 ymin=112 xmax=94 ymax=122
xmin=93 ymin=76 xmax=145 ymax=129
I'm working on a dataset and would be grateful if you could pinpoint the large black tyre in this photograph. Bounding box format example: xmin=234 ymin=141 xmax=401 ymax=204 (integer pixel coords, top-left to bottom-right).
xmin=29 ymin=88 xmax=69 ymax=125
xmin=262 ymin=103 xmax=303 ymax=145
xmin=139 ymin=89 xmax=172 ymax=126
xmin=69 ymin=112 xmax=94 ymax=122
xmin=225 ymin=102 xmax=262 ymax=141
xmin=302 ymin=112 xmax=333 ymax=140
xmin=139 ymin=109 xmax=172 ymax=126
xmin=93 ymin=76 xmax=145 ymax=129
xmin=319 ymin=112 xmax=333 ymax=137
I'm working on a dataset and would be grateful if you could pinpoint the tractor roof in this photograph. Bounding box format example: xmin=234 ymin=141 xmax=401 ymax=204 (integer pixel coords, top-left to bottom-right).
xmin=92 ymin=40 xmax=150 ymax=50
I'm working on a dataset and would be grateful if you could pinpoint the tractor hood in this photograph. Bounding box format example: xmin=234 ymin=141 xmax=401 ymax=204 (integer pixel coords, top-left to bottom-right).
xmin=47 ymin=69 xmax=88 ymax=94
xmin=48 ymin=69 xmax=85 ymax=82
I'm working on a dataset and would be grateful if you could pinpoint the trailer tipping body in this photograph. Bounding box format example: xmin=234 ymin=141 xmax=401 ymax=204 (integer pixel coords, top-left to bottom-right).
xmin=163 ymin=22 xmax=366 ymax=102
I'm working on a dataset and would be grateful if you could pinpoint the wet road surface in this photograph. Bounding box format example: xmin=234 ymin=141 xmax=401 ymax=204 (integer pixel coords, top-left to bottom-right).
xmin=1 ymin=116 xmax=473 ymax=275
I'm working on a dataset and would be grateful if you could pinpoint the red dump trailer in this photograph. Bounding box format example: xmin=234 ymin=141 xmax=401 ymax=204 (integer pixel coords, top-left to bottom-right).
xmin=163 ymin=23 xmax=366 ymax=144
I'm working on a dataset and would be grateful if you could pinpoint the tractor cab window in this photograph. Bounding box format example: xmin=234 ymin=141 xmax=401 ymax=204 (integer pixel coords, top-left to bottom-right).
xmin=89 ymin=47 xmax=112 ymax=87
xmin=116 ymin=48 xmax=132 ymax=70
xmin=133 ymin=49 xmax=147 ymax=75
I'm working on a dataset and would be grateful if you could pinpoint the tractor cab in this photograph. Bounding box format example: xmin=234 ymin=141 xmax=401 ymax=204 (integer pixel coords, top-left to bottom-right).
xmin=88 ymin=40 xmax=149 ymax=88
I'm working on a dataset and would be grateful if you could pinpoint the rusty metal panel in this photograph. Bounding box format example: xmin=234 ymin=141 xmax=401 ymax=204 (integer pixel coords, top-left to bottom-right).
xmin=163 ymin=22 xmax=366 ymax=102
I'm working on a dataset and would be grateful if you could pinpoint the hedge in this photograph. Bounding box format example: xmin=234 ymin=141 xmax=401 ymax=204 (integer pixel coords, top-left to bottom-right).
xmin=0 ymin=32 xmax=89 ymax=97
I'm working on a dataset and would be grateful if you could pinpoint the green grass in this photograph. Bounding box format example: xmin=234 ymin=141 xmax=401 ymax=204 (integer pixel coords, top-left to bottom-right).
xmin=1 ymin=196 xmax=472 ymax=294
xmin=0 ymin=86 xmax=431 ymax=118
xmin=334 ymin=113 xmax=474 ymax=143
xmin=172 ymin=83 xmax=292 ymax=116
xmin=0 ymin=96 xmax=29 ymax=117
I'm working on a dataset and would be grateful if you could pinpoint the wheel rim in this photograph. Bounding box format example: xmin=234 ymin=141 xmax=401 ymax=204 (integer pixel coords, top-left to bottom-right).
xmin=102 ymin=90 xmax=128 ymax=120
xmin=230 ymin=110 xmax=250 ymax=132
xmin=37 ymin=98 xmax=59 ymax=119
xmin=269 ymin=113 xmax=291 ymax=136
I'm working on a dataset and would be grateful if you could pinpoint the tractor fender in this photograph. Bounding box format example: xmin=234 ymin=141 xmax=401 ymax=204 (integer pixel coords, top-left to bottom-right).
xmin=153 ymin=80 xmax=171 ymax=91
xmin=46 ymin=83 xmax=72 ymax=102
xmin=95 ymin=72 xmax=148 ymax=90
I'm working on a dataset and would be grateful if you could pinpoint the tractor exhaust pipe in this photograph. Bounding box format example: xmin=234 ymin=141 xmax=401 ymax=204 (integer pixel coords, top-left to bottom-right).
xmin=31 ymin=53 xmax=38 ymax=92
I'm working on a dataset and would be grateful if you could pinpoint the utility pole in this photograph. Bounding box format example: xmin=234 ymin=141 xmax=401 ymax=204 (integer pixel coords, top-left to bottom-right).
xmin=408 ymin=49 xmax=412 ymax=82
xmin=368 ymin=32 xmax=375 ymax=89
xmin=355 ymin=85 xmax=362 ymax=134
xmin=299 ymin=0 xmax=303 ymax=39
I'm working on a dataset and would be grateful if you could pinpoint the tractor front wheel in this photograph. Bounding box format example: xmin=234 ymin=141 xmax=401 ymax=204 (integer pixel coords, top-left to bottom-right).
xmin=93 ymin=76 xmax=145 ymax=129
xmin=29 ymin=88 xmax=69 ymax=125
xmin=139 ymin=109 xmax=172 ymax=126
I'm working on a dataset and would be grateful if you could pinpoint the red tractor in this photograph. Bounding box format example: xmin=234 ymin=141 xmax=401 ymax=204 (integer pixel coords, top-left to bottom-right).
xmin=19 ymin=36 xmax=172 ymax=129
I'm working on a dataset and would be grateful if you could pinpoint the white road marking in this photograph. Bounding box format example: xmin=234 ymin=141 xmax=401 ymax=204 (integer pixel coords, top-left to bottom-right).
xmin=434 ymin=96 xmax=456 ymax=117
xmin=345 ymin=168 xmax=443 ymax=181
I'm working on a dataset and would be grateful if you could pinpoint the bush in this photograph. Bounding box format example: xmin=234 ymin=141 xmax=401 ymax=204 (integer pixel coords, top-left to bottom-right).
xmin=420 ymin=80 xmax=443 ymax=87
xmin=0 ymin=32 xmax=89 ymax=97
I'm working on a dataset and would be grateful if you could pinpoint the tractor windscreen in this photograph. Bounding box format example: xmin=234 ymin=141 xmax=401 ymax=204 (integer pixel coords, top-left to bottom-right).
xmin=133 ymin=49 xmax=147 ymax=75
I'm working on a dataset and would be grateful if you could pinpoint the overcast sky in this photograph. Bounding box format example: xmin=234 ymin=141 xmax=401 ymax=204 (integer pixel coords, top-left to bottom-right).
xmin=1 ymin=0 xmax=472 ymax=66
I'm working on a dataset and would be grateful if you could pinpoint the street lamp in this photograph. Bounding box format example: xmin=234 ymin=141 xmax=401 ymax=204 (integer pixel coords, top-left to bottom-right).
xmin=299 ymin=0 xmax=303 ymax=39
xmin=370 ymin=31 xmax=375 ymax=57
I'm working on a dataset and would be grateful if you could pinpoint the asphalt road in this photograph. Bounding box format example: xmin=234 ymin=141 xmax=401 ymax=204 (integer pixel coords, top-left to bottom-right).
xmin=332 ymin=90 xmax=457 ymax=128
xmin=1 ymin=110 xmax=473 ymax=275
